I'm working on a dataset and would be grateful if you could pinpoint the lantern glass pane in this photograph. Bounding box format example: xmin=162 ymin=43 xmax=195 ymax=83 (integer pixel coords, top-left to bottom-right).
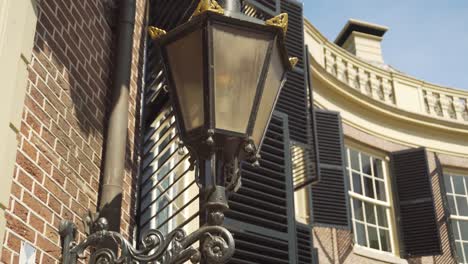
xmin=252 ymin=41 xmax=286 ymax=146
xmin=166 ymin=29 xmax=204 ymax=132
xmin=212 ymin=24 xmax=270 ymax=133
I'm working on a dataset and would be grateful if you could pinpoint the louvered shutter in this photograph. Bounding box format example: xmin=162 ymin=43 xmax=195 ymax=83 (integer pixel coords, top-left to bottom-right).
xmin=144 ymin=0 xmax=197 ymax=126
xmin=274 ymin=0 xmax=308 ymax=144
xmin=296 ymin=222 xmax=315 ymax=264
xmin=243 ymin=0 xmax=278 ymax=15
xmin=310 ymin=110 xmax=350 ymax=228
xmin=294 ymin=46 xmax=320 ymax=190
xmin=225 ymin=112 xmax=298 ymax=264
xmin=391 ymin=148 xmax=441 ymax=257
xmin=281 ymin=0 xmax=304 ymax=69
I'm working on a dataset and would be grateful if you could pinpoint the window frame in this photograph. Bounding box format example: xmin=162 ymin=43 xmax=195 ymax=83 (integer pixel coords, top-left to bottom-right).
xmin=345 ymin=141 xmax=401 ymax=258
xmin=443 ymin=169 xmax=468 ymax=264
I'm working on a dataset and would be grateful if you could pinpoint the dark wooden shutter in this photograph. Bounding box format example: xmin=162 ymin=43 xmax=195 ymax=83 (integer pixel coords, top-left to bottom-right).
xmin=144 ymin=0 xmax=197 ymax=126
xmin=281 ymin=0 xmax=304 ymax=69
xmin=310 ymin=110 xmax=350 ymax=228
xmin=226 ymin=112 xmax=298 ymax=264
xmin=294 ymin=46 xmax=320 ymax=190
xmin=275 ymin=0 xmax=308 ymax=144
xmin=391 ymin=148 xmax=441 ymax=257
xmin=296 ymin=222 xmax=314 ymax=264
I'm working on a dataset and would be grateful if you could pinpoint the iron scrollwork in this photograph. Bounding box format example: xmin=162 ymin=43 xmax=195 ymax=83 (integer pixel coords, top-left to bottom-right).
xmin=59 ymin=187 xmax=235 ymax=264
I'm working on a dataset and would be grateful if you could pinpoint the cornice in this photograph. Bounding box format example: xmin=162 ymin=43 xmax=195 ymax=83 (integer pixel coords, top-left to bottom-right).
xmin=310 ymin=56 xmax=468 ymax=134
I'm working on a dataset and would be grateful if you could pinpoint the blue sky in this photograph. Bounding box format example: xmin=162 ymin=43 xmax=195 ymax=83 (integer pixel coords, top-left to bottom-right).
xmin=304 ymin=0 xmax=468 ymax=90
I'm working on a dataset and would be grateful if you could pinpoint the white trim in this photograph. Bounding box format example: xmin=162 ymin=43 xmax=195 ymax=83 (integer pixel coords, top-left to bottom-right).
xmin=347 ymin=146 xmax=399 ymax=255
xmin=349 ymin=191 xmax=390 ymax=208
xmin=354 ymin=245 xmax=407 ymax=264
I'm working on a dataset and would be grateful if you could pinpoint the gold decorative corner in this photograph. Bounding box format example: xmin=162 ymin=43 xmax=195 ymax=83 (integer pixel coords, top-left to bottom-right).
xmin=265 ymin=13 xmax=289 ymax=36
xmin=289 ymin=57 xmax=298 ymax=68
xmin=192 ymin=0 xmax=224 ymax=18
xmin=148 ymin=26 xmax=167 ymax=40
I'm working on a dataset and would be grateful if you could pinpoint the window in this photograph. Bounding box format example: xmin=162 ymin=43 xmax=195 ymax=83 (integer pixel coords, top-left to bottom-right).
xmin=139 ymin=108 xmax=199 ymax=240
xmin=444 ymin=173 xmax=468 ymax=264
xmin=346 ymin=146 xmax=394 ymax=253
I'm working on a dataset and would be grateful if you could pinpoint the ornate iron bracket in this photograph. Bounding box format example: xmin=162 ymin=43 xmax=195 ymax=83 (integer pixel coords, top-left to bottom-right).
xmin=59 ymin=186 xmax=235 ymax=264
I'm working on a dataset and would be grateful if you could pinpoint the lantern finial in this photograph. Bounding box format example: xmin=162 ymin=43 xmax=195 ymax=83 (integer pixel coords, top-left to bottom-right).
xmin=265 ymin=13 xmax=289 ymax=36
xmin=192 ymin=0 xmax=224 ymax=18
xmin=289 ymin=57 xmax=299 ymax=68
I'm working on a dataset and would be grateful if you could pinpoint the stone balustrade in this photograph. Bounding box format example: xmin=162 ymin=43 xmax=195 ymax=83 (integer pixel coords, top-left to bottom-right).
xmin=305 ymin=20 xmax=468 ymax=124
xmin=323 ymin=46 xmax=396 ymax=106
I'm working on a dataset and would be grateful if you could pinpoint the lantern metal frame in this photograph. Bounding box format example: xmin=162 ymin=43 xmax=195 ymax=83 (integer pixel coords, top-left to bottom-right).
xmin=157 ymin=11 xmax=292 ymax=163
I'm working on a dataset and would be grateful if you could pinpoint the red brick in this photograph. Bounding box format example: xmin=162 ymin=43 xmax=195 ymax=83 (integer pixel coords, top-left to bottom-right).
xmin=19 ymin=121 xmax=31 ymax=139
xmin=37 ymin=79 xmax=65 ymax=116
xmin=38 ymin=154 xmax=52 ymax=174
xmin=31 ymin=134 xmax=58 ymax=166
xmin=17 ymin=170 xmax=33 ymax=191
xmin=42 ymin=1 xmax=62 ymax=33
xmin=23 ymin=191 xmax=52 ymax=223
xmin=41 ymin=127 xmax=56 ymax=148
xmin=6 ymin=232 xmax=21 ymax=253
xmin=51 ymin=122 xmax=73 ymax=150
xmin=24 ymin=96 xmax=51 ymax=126
xmin=33 ymin=183 xmax=47 ymax=203
xmin=61 ymin=206 xmax=73 ymax=221
xmin=10 ymin=182 xmax=22 ymax=199
xmin=34 ymin=35 xmax=52 ymax=58
xmin=29 ymin=85 xmax=45 ymax=106
xmin=51 ymin=169 xmax=65 ymax=186
xmin=69 ymin=200 xmax=86 ymax=219
xmin=64 ymin=179 xmax=78 ymax=198
xmin=25 ymin=112 xmax=41 ymax=134
xmin=77 ymin=191 xmax=89 ymax=207
xmin=47 ymin=195 xmax=61 ymax=215
xmin=78 ymin=167 xmax=91 ymax=184
xmin=36 ymin=235 xmax=60 ymax=259
xmin=55 ymin=140 xmax=68 ymax=159
xmin=31 ymin=59 xmax=48 ymax=81
xmin=29 ymin=213 xmax=45 ymax=232
xmin=12 ymin=202 xmax=28 ymax=222
xmin=44 ymin=224 xmax=59 ymax=244
xmin=35 ymin=52 xmax=57 ymax=79
xmin=21 ymin=140 xmax=37 ymax=161
xmin=16 ymin=152 xmax=43 ymax=183
xmin=1 ymin=247 xmax=12 ymax=263
xmin=5 ymin=214 xmax=35 ymax=243
xmin=40 ymin=252 xmax=56 ymax=264
xmin=68 ymin=155 xmax=80 ymax=172
xmin=44 ymin=177 xmax=69 ymax=205
xmin=44 ymin=101 xmax=58 ymax=121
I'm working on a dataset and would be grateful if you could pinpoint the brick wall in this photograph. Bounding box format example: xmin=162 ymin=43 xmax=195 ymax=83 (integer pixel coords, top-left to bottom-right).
xmin=0 ymin=0 xmax=146 ymax=263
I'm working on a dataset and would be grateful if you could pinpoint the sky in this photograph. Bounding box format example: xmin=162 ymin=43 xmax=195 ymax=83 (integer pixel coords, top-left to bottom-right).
xmin=303 ymin=0 xmax=468 ymax=90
